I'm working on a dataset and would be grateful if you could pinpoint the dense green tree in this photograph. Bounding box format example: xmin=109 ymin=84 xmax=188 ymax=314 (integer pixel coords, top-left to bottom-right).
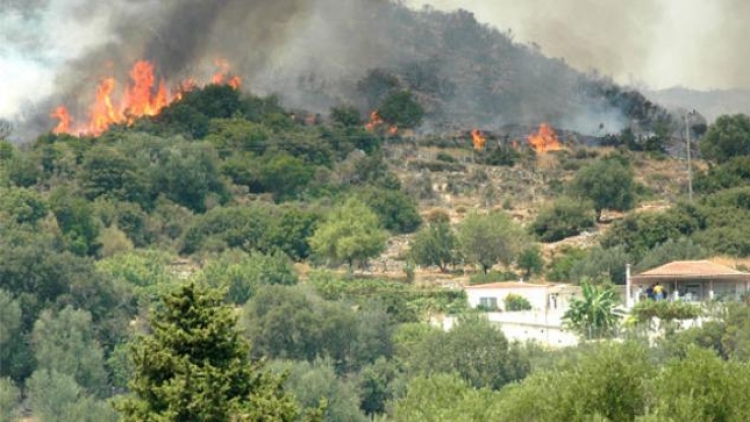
xmin=376 ymin=90 xmax=425 ymax=130
xmin=530 ymin=196 xmax=596 ymax=242
xmin=206 ymin=119 xmax=269 ymax=156
xmin=310 ymin=198 xmax=388 ymax=271
xmin=635 ymin=237 xmax=707 ymax=273
xmin=150 ymin=142 xmax=230 ymax=213
xmin=357 ymin=357 xmax=400 ymax=417
xmin=570 ymin=246 xmax=631 ymax=285
xmin=194 ymin=249 xmax=298 ymax=305
xmin=407 ymin=316 xmax=529 ymax=390
xmin=32 ymin=307 xmax=109 ymax=396
xmin=27 ymin=369 xmax=118 ymax=422
xmin=563 ymin=281 xmax=620 ymax=340
xmin=50 ymin=189 xmax=102 ymax=256
xmin=80 ymin=146 xmax=149 ymax=206
xmin=0 ymin=186 xmax=48 ymax=225
xmin=457 ymin=211 xmax=522 ymax=273
xmin=409 ymin=219 xmax=458 ymax=272
xmin=357 ymin=187 xmax=422 ymax=234
xmin=0 ymin=378 xmax=19 ymax=422
xmin=517 ymin=244 xmax=544 ymax=279
xmin=271 ymin=359 xmax=368 ymax=422
xmin=116 ymin=284 xmax=303 ymax=421
xmin=330 ymin=105 xmax=363 ymax=128
xmin=258 ymin=153 xmax=315 ymax=202
xmin=571 ymin=155 xmax=636 ymax=221
xmin=700 ymin=114 xmax=750 ymax=163
xmin=357 ymin=69 xmax=401 ymax=110
xmin=392 ymin=373 xmax=500 ymax=422
xmin=547 ymin=246 xmax=588 ymax=282
xmin=504 ymin=293 xmax=532 ymax=311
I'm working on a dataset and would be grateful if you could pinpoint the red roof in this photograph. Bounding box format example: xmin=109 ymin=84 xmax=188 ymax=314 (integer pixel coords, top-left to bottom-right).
xmin=632 ymin=260 xmax=750 ymax=281
xmin=466 ymin=282 xmax=552 ymax=290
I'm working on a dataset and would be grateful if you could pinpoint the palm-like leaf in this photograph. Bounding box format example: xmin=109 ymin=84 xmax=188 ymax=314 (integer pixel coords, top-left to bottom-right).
xmin=564 ymin=280 xmax=620 ymax=340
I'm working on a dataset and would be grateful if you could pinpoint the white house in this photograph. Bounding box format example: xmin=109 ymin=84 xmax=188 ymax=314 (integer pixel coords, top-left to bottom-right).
xmin=464 ymin=281 xmax=578 ymax=311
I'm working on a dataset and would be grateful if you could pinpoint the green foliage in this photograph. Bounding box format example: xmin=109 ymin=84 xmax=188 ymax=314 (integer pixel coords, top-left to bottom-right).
xmin=392 ymin=373 xmax=501 ymax=422
xmin=194 ymin=249 xmax=298 ymax=305
xmin=505 ymin=293 xmax=532 ymax=311
xmin=564 ymin=281 xmax=621 ymax=339
xmin=270 ymin=359 xmax=368 ymax=422
xmin=631 ymin=300 xmax=702 ymax=324
xmin=376 ymin=90 xmax=425 ymax=129
xmin=405 ymin=316 xmax=530 ymax=390
xmin=571 ymin=246 xmax=631 ymax=285
xmin=0 ymin=186 xmax=48 ymax=225
xmin=516 ymin=244 xmax=544 ymax=279
xmin=635 ymin=238 xmax=708 ymax=273
xmin=498 ymin=342 xmax=652 ymax=422
xmin=0 ymin=378 xmax=19 ymax=422
xmin=32 ymin=307 xmax=109 ymax=396
xmin=409 ymin=220 xmax=458 ymax=272
xmin=530 ymin=196 xmax=596 ymax=242
xmin=116 ymin=284 xmax=303 ymax=421
xmin=80 ymin=145 xmax=149 ymax=207
xmin=547 ymin=246 xmax=587 ymax=282
xmin=258 ymin=152 xmax=315 ymax=202
xmin=150 ymin=142 xmax=229 ymax=213
xmin=700 ymin=114 xmax=750 ymax=163
xmin=243 ymin=285 xmax=394 ymax=373
xmin=457 ymin=211 xmax=523 ymax=273
xmin=694 ymin=156 xmax=750 ymax=193
xmin=28 ymin=369 xmax=118 ymax=422
xmin=570 ymin=155 xmax=636 ymax=221
xmin=330 ymin=105 xmax=363 ymax=128
xmin=357 ymin=69 xmax=401 ymax=110
xmin=50 ymin=189 xmax=102 ymax=256
xmin=310 ymin=198 xmax=388 ymax=270
xmin=357 ymin=357 xmax=400 ymax=417
xmin=357 ymin=187 xmax=423 ymax=234
xmin=469 ymin=270 xmax=519 ymax=285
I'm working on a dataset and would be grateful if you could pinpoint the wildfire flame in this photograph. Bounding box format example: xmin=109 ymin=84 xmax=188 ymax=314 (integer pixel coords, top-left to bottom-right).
xmin=471 ymin=129 xmax=487 ymax=151
xmin=527 ymin=123 xmax=562 ymax=153
xmin=364 ymin=110 xmax=398 ymax=135
xmin=51 ymin=59 xmax=242 ymax=137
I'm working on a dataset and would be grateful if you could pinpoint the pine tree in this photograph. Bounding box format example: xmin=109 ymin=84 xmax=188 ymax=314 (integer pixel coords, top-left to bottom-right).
xmin=115 ymin=284 xmax=313 ymax=421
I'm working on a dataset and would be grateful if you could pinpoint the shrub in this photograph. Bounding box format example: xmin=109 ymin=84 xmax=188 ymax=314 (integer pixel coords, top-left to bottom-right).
xmin=530 ymin=197 xmax=596 ymax=242
xmin=505 ymin=294 xmax=532 ymax=311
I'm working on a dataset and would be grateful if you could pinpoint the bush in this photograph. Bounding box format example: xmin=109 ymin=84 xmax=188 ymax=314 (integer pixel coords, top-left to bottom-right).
xmin=470 ymin=271 xmax=518 ymax=285
xmin=505 ymin=294 xmax=532 ymax=311
xmin=530 ymin=197 xmax=596 ymax=242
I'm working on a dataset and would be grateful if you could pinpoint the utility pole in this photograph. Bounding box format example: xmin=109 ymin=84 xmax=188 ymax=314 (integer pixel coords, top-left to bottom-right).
xmin=685 ymin=111 xmax=694 ymax=202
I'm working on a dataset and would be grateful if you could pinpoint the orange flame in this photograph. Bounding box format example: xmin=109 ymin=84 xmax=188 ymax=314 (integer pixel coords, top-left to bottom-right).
xmin=527 ymin=123 xmax=562 ymax=153
xmin=51 ymin=106 xmax=71 ymax=135
xmin=365 ymin=111 xmax=384 ymax=131
xmin=471 ymin=129 xmax=487 ymax=151
xmin=51 ymin=60 xmax=242 ymax=136
xmin=388 ymin=126 xmax=399 ymax=136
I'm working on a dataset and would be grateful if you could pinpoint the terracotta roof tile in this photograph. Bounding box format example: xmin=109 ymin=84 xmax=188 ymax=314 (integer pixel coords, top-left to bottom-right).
xmin=633 ymin=260 xmax=749 ymax=280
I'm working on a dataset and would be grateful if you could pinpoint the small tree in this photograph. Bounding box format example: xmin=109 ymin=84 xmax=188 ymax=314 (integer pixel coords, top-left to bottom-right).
xmin=409 ymin=220 xmax=458 ymax=272
xmin=570 ymin=156 xmax=636 ymax=222
xmin=377 ymin=91 xmax=425 ymax=130
xmin=700 ymin=114 xmax=750 ymax=164
xmin=563 ymin=280 xmax=620 ymax=340
xmin=309 ymin=198 xmax=388 ymax=272
xmin=517 ymin=245 xmax=544 ymax=279
xmin=457 ymin=211 xmax=522 ymax=273
xmin=115 ymin=284 xmax=306 ymax=421
xmin=530 ymin=197 xmax=595 ymax=242
xmin=505 ymin=294 xmax=532 ymax=311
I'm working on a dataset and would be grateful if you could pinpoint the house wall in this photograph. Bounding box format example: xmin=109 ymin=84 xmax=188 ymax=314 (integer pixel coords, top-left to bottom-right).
xmin=466 ymin=287 xmax=549 ymax=311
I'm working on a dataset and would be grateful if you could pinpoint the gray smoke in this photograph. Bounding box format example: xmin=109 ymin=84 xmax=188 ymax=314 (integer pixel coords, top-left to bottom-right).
xmin=408 ymin=0 xmax=750 ymax=91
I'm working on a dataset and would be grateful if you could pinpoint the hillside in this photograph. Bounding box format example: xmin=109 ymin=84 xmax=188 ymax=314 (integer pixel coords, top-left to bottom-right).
xmin=646 ymin=87 xmax=750 ymax=123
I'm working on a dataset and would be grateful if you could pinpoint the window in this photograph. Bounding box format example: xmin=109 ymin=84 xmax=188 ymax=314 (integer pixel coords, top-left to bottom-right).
xmin=479 ymin=297 xmax=498 ymax=310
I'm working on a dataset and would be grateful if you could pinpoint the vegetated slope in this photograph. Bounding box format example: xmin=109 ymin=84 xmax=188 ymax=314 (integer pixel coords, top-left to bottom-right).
xmin=276 ymin=3 xmax=673 ymax=134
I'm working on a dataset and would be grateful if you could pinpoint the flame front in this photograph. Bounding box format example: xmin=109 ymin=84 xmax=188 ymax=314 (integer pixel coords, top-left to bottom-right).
xmin=51 ymin=60 xmax=242 ymax=137
xmin=527 ymin=123 xmax=562 ymax=153
xmin=471 ymin=129 xmax=487 ymax=151
xmin=51 ymin=107 xmax=71 ymax=135
xmin=365 ymin=111 xmax=384 ymax=131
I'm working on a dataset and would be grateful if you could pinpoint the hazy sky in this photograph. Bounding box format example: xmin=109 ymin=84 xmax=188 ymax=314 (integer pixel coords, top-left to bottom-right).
xmin=1 ymin=0 xmax=748 ymax=120
xmin=408 ymin=0 xmax=750 ymax=91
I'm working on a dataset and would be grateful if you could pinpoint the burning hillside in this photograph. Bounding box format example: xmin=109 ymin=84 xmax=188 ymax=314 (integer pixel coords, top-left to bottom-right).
xmin=51 ymin=60 xmax=241 ymax=136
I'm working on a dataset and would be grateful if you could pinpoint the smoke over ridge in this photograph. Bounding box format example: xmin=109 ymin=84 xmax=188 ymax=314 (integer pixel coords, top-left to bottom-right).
xmin=2 ymin=0 xmax=678 ymax=138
